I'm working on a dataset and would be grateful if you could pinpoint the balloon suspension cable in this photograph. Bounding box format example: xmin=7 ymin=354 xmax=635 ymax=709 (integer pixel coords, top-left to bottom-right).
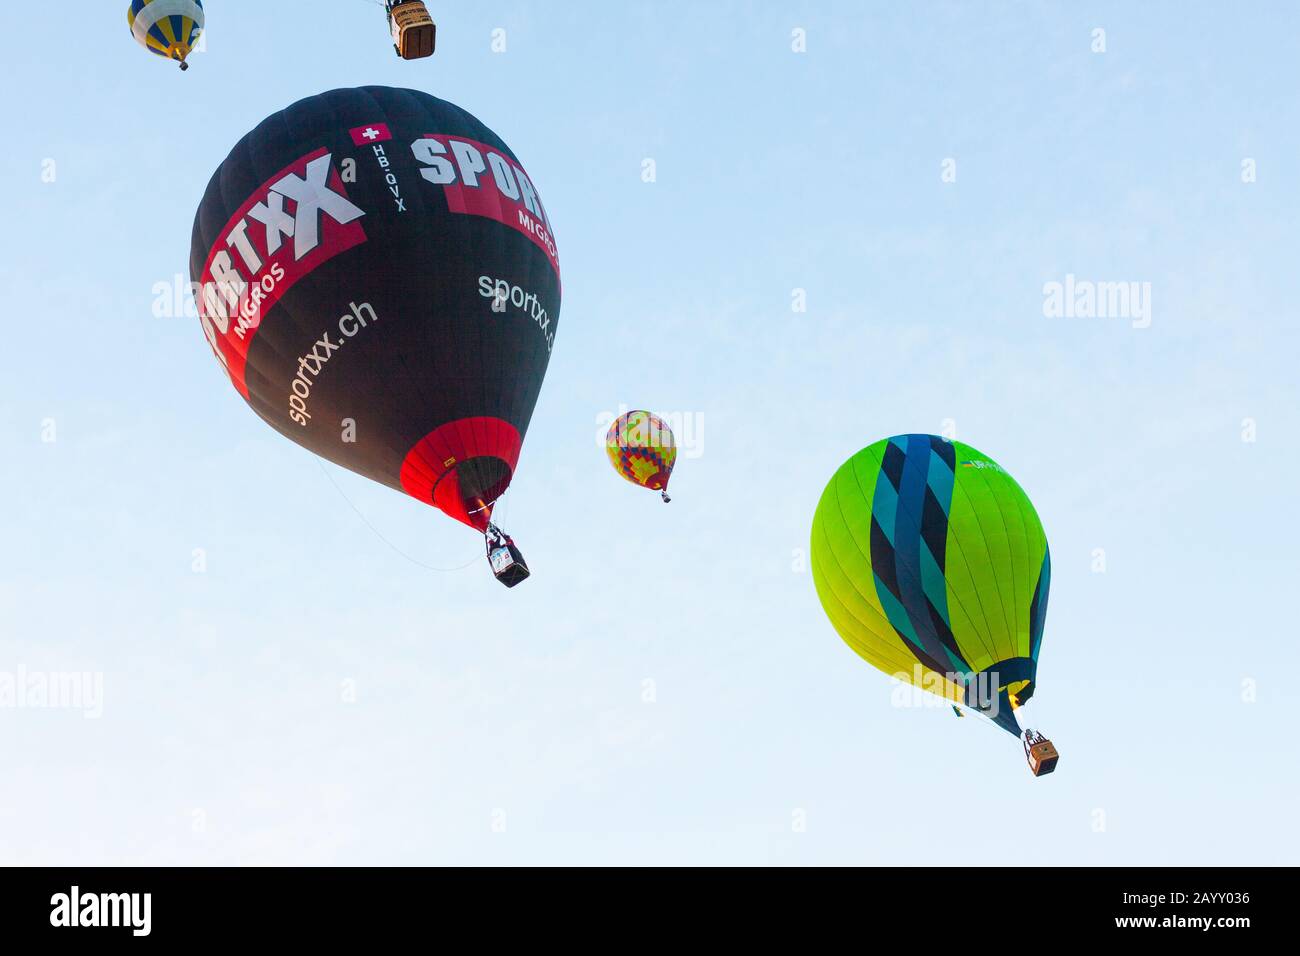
xmin=946 ymin=694 xmax=1023 ymax=742
xmin=315 ymin=459 xmax=481 ymax=572
xmin=1013 ymin=697 xmax=1037 ymax=733
xmin=956 ymin=703 xmax=1010 ymax=738
xmin=485 ymin=518 xmax=513 ymax=549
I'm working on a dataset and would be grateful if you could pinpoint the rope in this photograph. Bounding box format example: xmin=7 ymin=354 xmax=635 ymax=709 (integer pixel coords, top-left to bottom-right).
xmin=315 ymin=459 xmax=482 ymax=572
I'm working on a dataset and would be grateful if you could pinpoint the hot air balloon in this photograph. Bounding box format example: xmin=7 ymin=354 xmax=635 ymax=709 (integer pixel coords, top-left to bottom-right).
xmin=190 ymin=87 xmax=560 ymax=586
xmin=128 ymin=0 xmax=205 ymax=71
xmin=606 ymin=411 xmax=676 ymax=502
xmin=810 ymin=435 xmax=1057 ymax=775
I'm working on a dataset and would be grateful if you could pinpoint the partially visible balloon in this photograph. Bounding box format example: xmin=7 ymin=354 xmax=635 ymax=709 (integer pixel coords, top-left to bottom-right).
xmin=606 ymin=411 xmax=676 ymax=502
xmin=128 ymin=0 xmax=204 ymax=71
xmin=190 ymin=87 xmax=560 ymax=538
xmin=810 ymin=435 xmax=1054 ymax=762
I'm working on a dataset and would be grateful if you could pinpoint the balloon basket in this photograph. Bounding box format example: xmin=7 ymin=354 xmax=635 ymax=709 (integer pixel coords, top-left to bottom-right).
xmin=1022 ymin=730 xmax=1059 ymax=776
xmin=389 ymin=1 xmax=436 ymax=60
xmin=486 ymin=527 xmax=530 ymax=588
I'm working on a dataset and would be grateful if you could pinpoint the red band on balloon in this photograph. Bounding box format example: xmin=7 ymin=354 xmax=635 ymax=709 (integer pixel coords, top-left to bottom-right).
xmin=419 ymin=135 xmax=560 ymax=280
xmin=195 ymin=148 xmax=367 ymax=398
xmin=399 ymin=417 xmax=522 ymax=530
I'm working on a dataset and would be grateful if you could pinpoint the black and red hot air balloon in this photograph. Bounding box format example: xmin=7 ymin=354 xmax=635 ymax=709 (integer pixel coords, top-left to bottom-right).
xmin=190 ymin=87 xmax=560 ymax=585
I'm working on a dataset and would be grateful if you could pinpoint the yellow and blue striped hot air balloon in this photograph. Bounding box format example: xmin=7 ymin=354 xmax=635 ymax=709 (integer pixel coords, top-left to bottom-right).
xmin=128 ymin=0 xmax=205 ymax=71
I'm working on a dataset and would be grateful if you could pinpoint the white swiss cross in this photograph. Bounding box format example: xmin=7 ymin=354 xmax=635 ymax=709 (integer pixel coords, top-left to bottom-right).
xmin=362 ymin=127 xmax=381 ymax=141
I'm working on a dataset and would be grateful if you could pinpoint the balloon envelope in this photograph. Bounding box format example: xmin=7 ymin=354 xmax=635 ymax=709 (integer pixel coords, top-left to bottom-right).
xmin=810 ymin=435 xmax=1050 ymax=735
xmin=190 ymin=87 xmax=560 ymax=531
xmin=606 ymin=411 xmax=676 ymax=494
xmin=128 ymin=0 xmax=204 ymax=68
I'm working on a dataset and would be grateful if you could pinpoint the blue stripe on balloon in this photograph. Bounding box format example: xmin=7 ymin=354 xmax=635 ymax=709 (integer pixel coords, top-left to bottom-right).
xmin=873 ymin=573 xmax=921 ymax=652
xmin=926 ymin=445 xmax=954 ymax=516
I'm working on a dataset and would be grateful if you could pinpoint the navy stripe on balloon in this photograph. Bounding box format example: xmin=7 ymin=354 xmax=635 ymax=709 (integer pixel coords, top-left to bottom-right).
xmin=1029 ymin=549 xmax=1050 ymax=660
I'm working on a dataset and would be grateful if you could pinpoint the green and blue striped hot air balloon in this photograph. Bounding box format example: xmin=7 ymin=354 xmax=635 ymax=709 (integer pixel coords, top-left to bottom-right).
xmin=810 ymin=435 xmax=1055 ymax=768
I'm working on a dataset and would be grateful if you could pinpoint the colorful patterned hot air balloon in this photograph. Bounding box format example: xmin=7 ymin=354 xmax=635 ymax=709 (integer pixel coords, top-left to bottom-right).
xmin=190 ymin=87 xmax=560 ymax=579
xmin=810 ymin=435 xmax=1057 ymax=774
xmin=128 ymin=0 xmax=205 ymax=71
xmin=606 ymin=411 xmax=676 ymax=502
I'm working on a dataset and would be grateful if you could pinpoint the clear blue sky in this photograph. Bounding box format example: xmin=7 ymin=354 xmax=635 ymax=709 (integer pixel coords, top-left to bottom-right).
xmin=1 ymin=1 xmax=1296 ymax=864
